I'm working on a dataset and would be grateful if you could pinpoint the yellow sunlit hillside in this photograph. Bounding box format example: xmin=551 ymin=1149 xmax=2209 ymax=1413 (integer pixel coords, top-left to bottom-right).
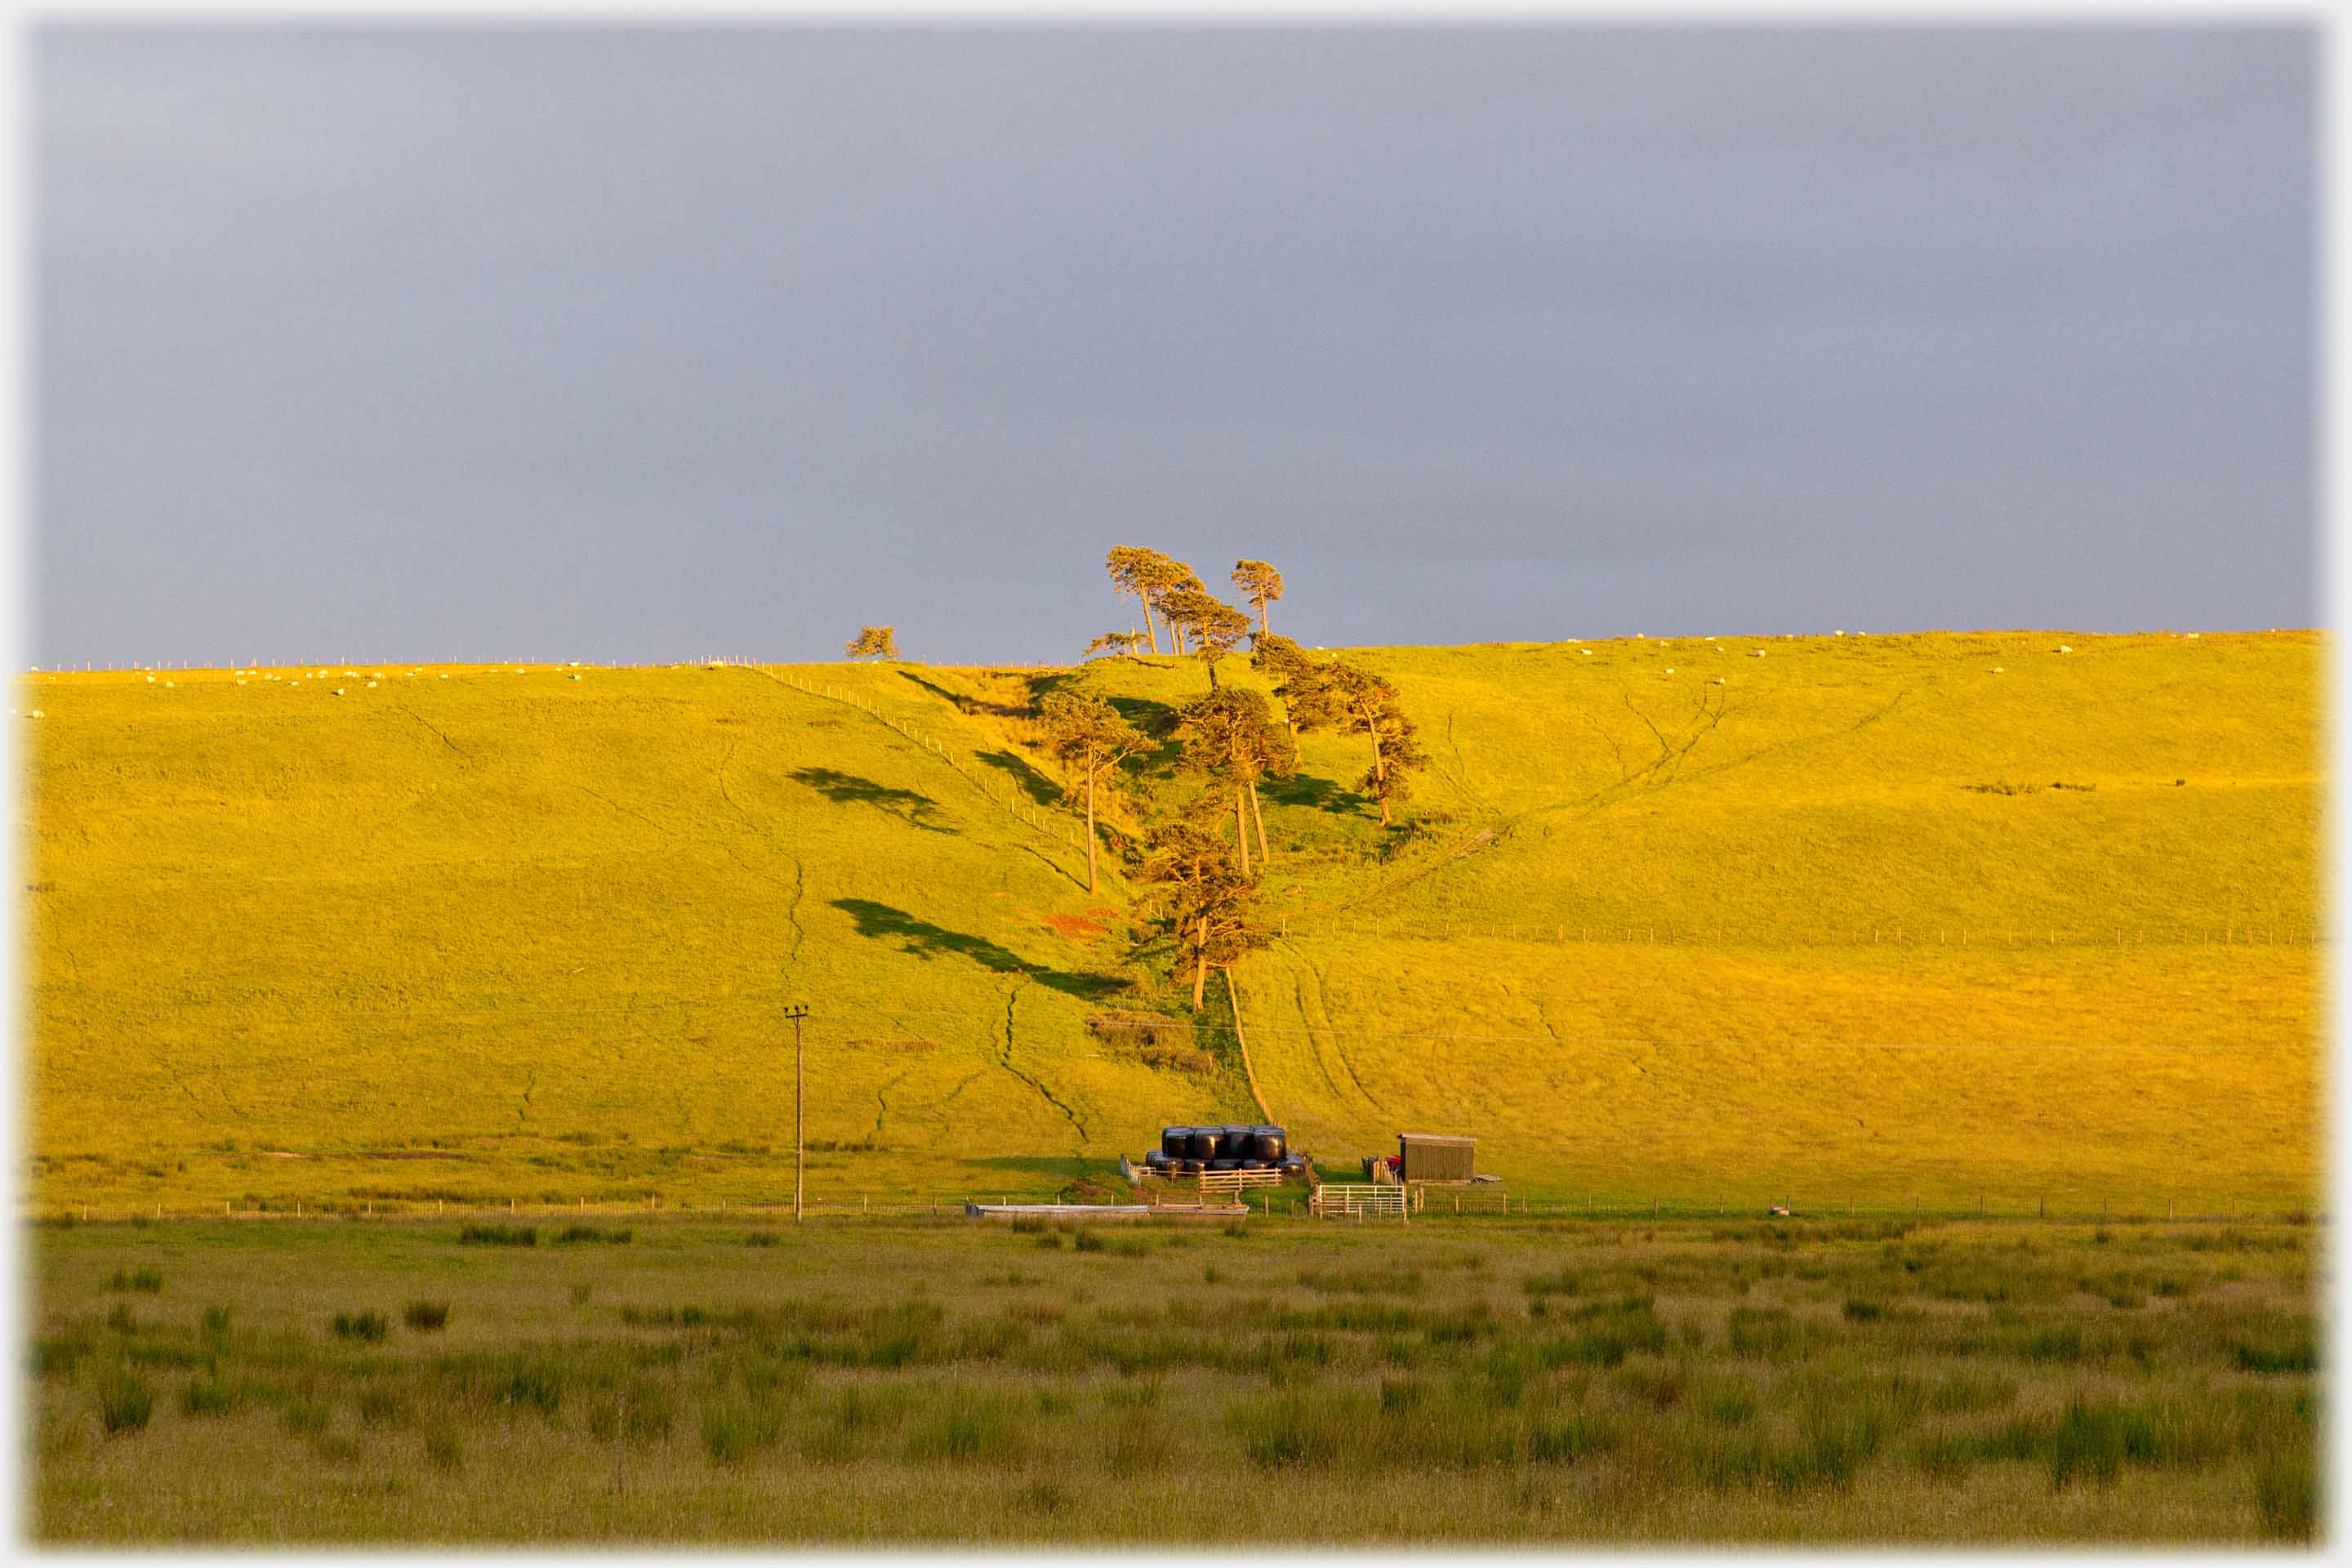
xmin=22 ymin=629 xmax=2321 ymax=1214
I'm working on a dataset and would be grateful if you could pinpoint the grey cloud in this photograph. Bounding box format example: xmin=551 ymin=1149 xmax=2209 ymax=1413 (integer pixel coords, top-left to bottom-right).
xmin=33 ymin=24 xmax=2314 ymax=666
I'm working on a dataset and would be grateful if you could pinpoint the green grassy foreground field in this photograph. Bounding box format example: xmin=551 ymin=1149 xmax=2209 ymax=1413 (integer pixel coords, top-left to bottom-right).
xmin=22 ymin=629 xmax=2321 ymax=1212
xmin=24 ymin=1214 xmax=2318 ymax=1544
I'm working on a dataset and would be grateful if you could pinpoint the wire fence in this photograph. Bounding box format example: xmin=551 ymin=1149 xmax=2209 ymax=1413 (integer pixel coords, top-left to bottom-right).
xmin=29 ymin=1187 xmax=2317 ymax=1227
xmin=1273 ymin=917 xmax=2319 ymax=948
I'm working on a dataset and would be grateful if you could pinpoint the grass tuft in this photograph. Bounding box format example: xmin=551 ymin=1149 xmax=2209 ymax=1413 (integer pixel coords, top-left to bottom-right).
xmin=95 ymin=1369 xmax=154 ymax=1436
xmin=332 ymin=1311 xmax=389 ymax=1342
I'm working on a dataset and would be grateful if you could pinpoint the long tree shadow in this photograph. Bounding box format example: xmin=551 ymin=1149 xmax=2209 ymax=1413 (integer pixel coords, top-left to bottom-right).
xmin=1103 ymin=694 xmax=1178 ymax=732
xmin=1098 ymin=697 xmax=1186 ymax=776
xmin=831 ymin=899 xmax=1134 ymax=999
xmin=897 ymin=670 xmax=1032 ymax=719
xmin=788 ymin=768 xmax=956 ymax=833
xmin=977 ymin=749 xmax=1061 ymax=806
xmin=1259 ymin=771 xmax=1368 ymax=813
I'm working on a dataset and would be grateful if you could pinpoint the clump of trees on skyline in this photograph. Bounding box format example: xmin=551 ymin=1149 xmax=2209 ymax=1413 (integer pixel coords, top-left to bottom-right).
xmin=833 ymin=546 xmax=1429 ymax=1011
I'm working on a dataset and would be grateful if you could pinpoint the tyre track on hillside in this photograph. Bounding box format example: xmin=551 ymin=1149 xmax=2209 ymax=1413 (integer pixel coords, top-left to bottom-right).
xmin=394 ymin=704 xmax=470 ymax=759
xmin=872 ymin=1066 xmax=913 ymax=1143
xmin=1000 ymin=977 xmax=1088 ymax=1143
xmin=1276 ymin=947 xmax=1345 ymax=1102
xmin=1274 ymin=937 xmax=1388 ymax=1118
xmin=716 ymin=738 xmax=808 ymax=972
xmin=937 ymin=1069 xmax=987 ymax=1115
xmin=1528 ymin=688 xmax=1908 ymax=830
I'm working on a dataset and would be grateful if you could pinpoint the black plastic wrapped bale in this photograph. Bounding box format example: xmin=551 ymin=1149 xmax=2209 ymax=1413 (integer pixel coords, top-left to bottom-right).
xmin=1161 ymin=1127 xmax=1193 ymax=1160
xmin=1143 ymin=1150 xmax=1169 ymax=1170
xmin=1209 ymin=1158 xmax=1238 ymax=1172
xmin=1238 ymin=1159 xmax=1266 ymax=1171
xmin=1187 ymin=1129 xmax=1223 ymax=1161
xmin=1174 ymin=1159 xmax=1201 ymax=1176
xmin=1247 ymin=1127 xmax=1286 ymax=1162
xmin=1222 ymin=1124 xmax=1256 ymax=1149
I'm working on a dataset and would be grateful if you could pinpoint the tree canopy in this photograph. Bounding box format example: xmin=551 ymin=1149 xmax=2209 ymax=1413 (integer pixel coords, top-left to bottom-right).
xmin=1103 ymin=547 xmax=1196 ymax=656
xmin=1036 ymin=692 xmax=1148 ymax=893
xmin=1169 ymin=686 xmax=1294 ymax=871
xmin=1288 ymin=660 xmax=1426 ymax=828
xmin=1231 ymin=559 xmax=1285 ymax=634
xmin=1084 ymin=630 xmax=1148 ymax=660
xmin=1156 ymin=587 xmax=1252 ymax=688
xmin=1137 ymin=821 xmax=1267 ymax=1009
xmin=844 ymin=626 xmax=899 ymax=661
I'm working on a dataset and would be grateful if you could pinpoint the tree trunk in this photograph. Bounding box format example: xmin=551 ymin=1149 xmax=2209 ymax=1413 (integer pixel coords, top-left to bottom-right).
xmin=1234 ymin=783 xmax=1251 ymax=876
xmin=1205 ymin=654 xmax=1218 ymax=691
xmin=1371 ymin=732 xmax=1390 ymax=827
xmin=1258 ymin=604 xmax=1269 ymax=636
xmin=1142 ymin=601 xmax=1162 ymax=657
xmin=1084 ymin=766 xmax=1098 ymax=894
xmin=1249 ymin=779 xmax=1270 ymax=862
xmin=1192 ymin=916 xmax=1209 ymax=1009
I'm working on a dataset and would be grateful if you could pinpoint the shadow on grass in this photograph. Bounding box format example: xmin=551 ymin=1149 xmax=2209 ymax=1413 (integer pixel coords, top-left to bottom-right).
xmin=977 ymin=750 xmax=1061 ymax=806
xmin=897 ymin=670 xmax=1032 ymax=719
xmin=788 ymin=768 xmax=956 ymax=834
xmin=831 ymin=900 xmax=1135 ymax=1000
xmin=1260 ymin=771 xmax=1367 ymax=813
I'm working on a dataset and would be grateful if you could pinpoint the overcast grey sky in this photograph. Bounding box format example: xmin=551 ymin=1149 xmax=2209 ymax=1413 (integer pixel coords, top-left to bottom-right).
xmin=33 ymin=24 xmax=2314 ymax=666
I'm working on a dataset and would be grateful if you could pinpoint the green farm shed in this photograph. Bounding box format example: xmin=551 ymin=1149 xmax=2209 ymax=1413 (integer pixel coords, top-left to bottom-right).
xmin=1398 ymin=1134 xmax=1476 ymax=1183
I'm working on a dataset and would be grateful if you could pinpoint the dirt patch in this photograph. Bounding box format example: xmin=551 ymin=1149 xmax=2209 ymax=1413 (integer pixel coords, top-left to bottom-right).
xmin=1045 ymin=913 xmax=1110 ymax=942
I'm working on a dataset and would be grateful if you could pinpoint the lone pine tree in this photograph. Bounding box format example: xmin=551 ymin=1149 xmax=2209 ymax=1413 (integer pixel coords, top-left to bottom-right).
xmin=1231 ymin=559 xmax=1285 ymax=635
xmin=1036 ymin=692 xmax=1147 ymax=894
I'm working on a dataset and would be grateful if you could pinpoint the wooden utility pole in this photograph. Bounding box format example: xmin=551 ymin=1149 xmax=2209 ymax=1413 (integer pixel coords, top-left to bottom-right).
xmin=784 ymin=1003 xmax=810 ymax=1221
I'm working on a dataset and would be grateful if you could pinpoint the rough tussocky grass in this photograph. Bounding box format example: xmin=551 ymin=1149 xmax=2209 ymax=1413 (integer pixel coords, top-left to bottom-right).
xmin=20 ymin=630 xmax=2320 ymax=1213
xmin=23 ymin=1214 xmax=2319 ymax=1544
